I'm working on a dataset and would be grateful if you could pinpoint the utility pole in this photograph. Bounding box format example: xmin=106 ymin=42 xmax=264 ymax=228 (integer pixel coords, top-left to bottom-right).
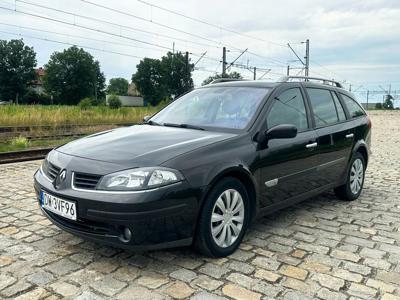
xmin=172 ymin=42 xmax=175 ymax=54
xmin=222 ymin=47 xmax=227 ymax=77
xmin=185 ymin=51 xmax=189 ymax=88
xmin=305 ymin=39 xmax=310 ymax=77
xmin=253 ymin=67 xmax=256 ymax=80
xmin=349 ymin=84 xmax=352 ymax=92
xmin=366 ymin=90 xmax=369 ymax=109
xmin=288 ymin=39 xmax=309 ymax=78
xmin=287 ymin=65 xmax=290 ymax=76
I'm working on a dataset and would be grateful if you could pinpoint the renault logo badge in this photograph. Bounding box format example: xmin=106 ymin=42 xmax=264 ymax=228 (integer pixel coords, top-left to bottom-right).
xmin=59 ymin=170 xmax=66 ymax=181
xmin=54 ymin=169 xmax=67 ymax=189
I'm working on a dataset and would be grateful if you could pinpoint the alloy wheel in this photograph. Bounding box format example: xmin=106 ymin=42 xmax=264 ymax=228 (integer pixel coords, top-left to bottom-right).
xmin=210 ymin=189 xmax=245 ymax=248
xmin=350 ymin=158 xmax=364 ymax=194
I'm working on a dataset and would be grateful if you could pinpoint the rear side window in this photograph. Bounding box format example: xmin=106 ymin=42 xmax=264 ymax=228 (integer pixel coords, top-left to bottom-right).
xmin=307 ymin=88 xmax=339 ymax=127
xmin=267 ymin=88 xmax=308 ymax=131
xmin=341 ymin=94 xmax=365 ymax=118
xmin=331 ymin=92 xmax=346 ymax=121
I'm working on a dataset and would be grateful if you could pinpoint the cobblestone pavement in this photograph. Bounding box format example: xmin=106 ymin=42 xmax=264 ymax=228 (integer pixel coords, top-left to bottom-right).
xmin=1 ymin=111 xmax=400 ymax=300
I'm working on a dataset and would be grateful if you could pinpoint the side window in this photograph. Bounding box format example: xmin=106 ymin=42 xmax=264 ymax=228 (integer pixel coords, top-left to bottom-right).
xmin=307 ymin=88 xmax=339 ymax=127
xmin=341 ymin=94 xmax=365 ymax=118
xmin=267 ymin=88 xmax=308 ymax=131
xmin=331 ymin=92 xmax=346 ymax=121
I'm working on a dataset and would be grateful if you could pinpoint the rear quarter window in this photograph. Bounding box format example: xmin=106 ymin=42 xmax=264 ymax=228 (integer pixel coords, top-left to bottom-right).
xmin=306 ymin=88 xmax=339 ymax=127
xmin=340 ymin=94 xmax=365 ymax=118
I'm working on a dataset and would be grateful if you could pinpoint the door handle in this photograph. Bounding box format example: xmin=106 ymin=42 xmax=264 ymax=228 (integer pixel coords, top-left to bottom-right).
xmin=345 ymin=133 xmax=354 ymax=139
xmin=305 ymin=142 xmax=318 ymax=149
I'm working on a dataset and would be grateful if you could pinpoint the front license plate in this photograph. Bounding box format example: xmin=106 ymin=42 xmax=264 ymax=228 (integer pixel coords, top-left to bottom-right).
xmin=40 ymin=191 xmax=77 ymax=221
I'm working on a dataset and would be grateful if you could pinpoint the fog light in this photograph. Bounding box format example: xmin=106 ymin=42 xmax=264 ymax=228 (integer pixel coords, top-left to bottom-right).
xmin=119 ymin=227 xmax=132 ymax=243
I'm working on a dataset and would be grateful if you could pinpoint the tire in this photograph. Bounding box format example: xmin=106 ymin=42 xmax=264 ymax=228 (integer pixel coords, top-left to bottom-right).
xmin=194 ymin=177 xmax=250 ymax=257
xmin=334 ymin=152 xmax=366 ymax=201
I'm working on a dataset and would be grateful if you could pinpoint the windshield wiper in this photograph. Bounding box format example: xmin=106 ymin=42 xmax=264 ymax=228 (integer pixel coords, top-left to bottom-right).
xmin=145 ymin=120 xmax=161 ymax=126
xmin=163 ymin=123 xmax=205 ymax=131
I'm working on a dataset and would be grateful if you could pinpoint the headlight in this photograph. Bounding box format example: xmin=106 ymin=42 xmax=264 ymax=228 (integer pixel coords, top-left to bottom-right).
xmin=97 ymin=167 xmax=184 ymax=191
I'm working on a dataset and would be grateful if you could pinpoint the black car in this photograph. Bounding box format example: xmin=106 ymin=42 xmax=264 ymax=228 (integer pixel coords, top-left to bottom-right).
xmin=34 ymin=76 xmax=371 ymax=257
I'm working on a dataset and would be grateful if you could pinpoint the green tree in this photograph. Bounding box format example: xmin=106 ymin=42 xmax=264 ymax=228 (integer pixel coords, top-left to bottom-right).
xmin=132 ymin=58 xmax=167 ymax=106
xmin=132 ymin=52 xmax=194 ymax=106
xmin=43 ymin=46 xmax=105 ymax=105
xmin=0 ymin=39 xmax=37 ymax=103
xmin=202 ymin=71 xmax=243 ymax=86
xmin=383 ymin=95 xmax=394 ymax=110
xmin=161 ymin=52 xmax=194 ymax=97
xmin=107 ymin=77 xmax=129 ymax=95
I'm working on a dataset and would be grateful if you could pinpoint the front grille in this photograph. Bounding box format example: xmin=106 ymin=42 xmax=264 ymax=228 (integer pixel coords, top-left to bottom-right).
xmin=44 ymin=161 xmax=61 ymax=181
xmin=73 ymin=172 xmax=101 ymax=190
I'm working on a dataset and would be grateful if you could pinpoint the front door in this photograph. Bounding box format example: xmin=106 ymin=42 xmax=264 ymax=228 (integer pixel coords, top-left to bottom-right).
xmin=257 ymin=86 xmax=320 ymax=208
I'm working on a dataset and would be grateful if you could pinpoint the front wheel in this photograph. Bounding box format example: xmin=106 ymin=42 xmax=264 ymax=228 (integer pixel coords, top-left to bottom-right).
xmin=194 ymin=177 xmax=250 ymax=257
xmin=334 ymin=152 xmax=366 ymax=201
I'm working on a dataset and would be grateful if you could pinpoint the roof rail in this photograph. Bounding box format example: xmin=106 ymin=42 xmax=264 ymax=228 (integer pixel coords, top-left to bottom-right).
xmin=279 ymin=76 xmax=343 ymax=88
xmin=210 ymin=78 xmax=246 ymax=84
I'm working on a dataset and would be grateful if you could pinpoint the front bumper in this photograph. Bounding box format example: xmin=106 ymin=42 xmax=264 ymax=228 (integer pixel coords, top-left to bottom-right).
xmin=34 ymin=167 xmax=202 ymax=251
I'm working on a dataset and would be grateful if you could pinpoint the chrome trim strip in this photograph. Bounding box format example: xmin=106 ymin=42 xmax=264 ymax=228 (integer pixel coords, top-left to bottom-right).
xmin=71 ymin=172 xmax=182 ymax=194
xmin=40 ymin=165 xmax=54 ymax=183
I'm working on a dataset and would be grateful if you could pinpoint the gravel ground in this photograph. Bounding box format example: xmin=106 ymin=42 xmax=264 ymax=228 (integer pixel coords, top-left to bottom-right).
xmin=0 ymin=110 xmax=399 ymax=300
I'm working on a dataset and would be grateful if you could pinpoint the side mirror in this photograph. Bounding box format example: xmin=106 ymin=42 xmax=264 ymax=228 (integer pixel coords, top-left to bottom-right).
xmin=265 ymin=124 xmax=297 ymax=140
xmin=143 ymin=115 xmax=151 ymax=123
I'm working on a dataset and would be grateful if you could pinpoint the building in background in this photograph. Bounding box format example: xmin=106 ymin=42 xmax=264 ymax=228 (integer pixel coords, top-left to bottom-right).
xmin=127 ymin=82 xmax=141 ymax=97
xmin=106 ymin=82 xmax=144 ymax=107
xmin=30 ymin=67 xmax=46 ymax=94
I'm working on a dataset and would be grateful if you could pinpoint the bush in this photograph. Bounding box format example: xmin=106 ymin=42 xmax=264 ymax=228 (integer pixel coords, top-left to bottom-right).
xmin=375 ymin=103 xmax=382 ymax=109
xmin=78 ymin=98 xmax=94 ymax=110
xmin=10 ymin=136 xmax=28 ymax=149
xmin=383 ymin=97 xmax=394 ymax=110
xmin=108 ymin=95 xmax=122 ymax=109
xmin=22 ymin=90 xmax=52 ymax=105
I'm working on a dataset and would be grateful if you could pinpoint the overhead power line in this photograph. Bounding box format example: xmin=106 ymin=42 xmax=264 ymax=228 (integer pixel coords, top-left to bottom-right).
xmin=0 ymin=22 xmax=168 ymax=53
xmin=78 ymin=0 xmax=240 ymax=50
xmin=0 ymin=5 xmax=175 ymax=51
xmin=10 ymin=0 xmax=292 ymax=71
xmin=136 ymin=0 xmax=287 ymax=48
xmin=0 ymin=30 xmax=147 ymax=59
xmin=15 ymin=0 xmax=220 ymax=50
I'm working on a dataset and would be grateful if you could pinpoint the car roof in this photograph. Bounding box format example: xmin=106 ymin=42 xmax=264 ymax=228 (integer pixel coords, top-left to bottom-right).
xmin=198 ymin=79 xmax=355 ymax=98
xmin=198 ymin=80 xmax=279 ymax=89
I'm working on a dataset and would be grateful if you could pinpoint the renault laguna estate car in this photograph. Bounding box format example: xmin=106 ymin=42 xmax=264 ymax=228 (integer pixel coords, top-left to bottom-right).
xmin=34 ymin=76 xmax=371 ymax=257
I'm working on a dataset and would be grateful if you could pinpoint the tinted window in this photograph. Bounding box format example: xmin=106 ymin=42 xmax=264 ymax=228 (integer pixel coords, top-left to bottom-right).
xmin=307 ymin=88 xmax=338 ymax=127
xmin=331 ymin=92 xmax=346 ymax=121
xmin=267 ymin=88 xmax=308 ymax=131
xmin=341 ymin=94 xmax=365 ymax=118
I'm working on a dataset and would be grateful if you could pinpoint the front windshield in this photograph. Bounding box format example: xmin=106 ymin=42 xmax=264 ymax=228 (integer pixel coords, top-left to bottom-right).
xmin=150 ymin=86 xmax=269 ymax=130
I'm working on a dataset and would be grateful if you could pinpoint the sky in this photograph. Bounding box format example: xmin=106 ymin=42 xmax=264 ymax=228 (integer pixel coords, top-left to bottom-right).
xmin=0 ymin=0 xmax=399 ymax=104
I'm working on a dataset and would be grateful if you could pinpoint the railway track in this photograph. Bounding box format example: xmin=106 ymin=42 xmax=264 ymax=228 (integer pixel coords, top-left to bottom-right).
xmin=0 ymin=123 xmax=138 ymax=164
xmin=0 ymin=148 xmax=53 ymax=164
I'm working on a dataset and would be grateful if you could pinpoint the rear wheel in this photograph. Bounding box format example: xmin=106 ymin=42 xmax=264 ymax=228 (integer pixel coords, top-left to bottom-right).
xmin=194 ymin=177 xmax=250 ymax=257
xmin=334 ymin=152 xmax=366 ymax=201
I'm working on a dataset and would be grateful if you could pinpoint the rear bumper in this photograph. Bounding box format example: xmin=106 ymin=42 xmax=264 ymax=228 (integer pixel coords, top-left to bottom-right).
xmin=34 ymin=168 xmax=203 ymax=251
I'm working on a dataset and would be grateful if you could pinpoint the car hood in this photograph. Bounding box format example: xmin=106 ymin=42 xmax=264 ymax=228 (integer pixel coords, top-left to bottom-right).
xmin=56 ymin=124 xmax=236 ymax=166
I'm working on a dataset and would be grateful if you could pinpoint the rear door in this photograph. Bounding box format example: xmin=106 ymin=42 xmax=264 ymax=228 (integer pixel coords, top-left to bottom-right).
xmin=258 ymin=85 xmax=320 ymax=207
xmin=305 ymin=87 xmax=354 ymax=187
